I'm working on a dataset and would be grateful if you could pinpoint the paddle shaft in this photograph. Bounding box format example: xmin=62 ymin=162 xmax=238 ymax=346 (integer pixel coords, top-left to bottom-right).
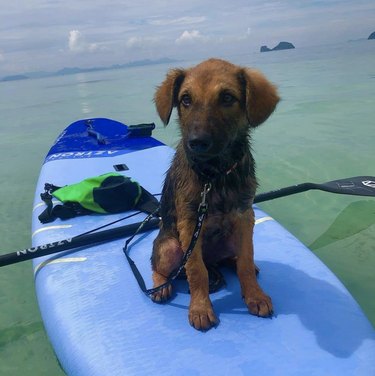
xmin=0 ymin=217 xmax=160 ymax=267
xmin=254 ymin=183 xmax=315 ymax=203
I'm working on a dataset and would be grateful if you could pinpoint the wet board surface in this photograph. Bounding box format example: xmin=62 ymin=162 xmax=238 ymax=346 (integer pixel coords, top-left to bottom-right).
xmin=32 ymin=118 xmax=375 ymax=376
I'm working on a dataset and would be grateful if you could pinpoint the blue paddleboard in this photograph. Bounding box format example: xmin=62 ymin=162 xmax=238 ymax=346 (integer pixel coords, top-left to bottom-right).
xmin=32 ymin=118 xmax=375 ymax=375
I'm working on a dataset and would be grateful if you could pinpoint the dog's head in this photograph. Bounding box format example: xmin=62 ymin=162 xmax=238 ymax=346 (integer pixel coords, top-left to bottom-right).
xmin=154 ymin=58 xmax=279 ymax=174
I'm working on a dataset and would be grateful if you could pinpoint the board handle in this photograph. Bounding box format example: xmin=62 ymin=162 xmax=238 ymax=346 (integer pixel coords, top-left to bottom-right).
xmin=127 ymin=123 xmax=156 ymax=137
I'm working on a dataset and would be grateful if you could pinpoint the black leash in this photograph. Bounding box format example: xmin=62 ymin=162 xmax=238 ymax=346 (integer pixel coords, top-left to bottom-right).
xmin=123 ymin=183 xmax=212 ymax=297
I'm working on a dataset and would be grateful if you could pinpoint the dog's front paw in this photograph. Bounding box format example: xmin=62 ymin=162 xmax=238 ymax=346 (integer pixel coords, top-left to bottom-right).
xmin=151 ymin=284 xmax=173 ymax=303
xmin=189 ymin=301 xmax=219 ymax=331
xmin=151 ymin=272 xmax=172 ymax=303
xmin=244 ymin=290 xmax=273 ymax=317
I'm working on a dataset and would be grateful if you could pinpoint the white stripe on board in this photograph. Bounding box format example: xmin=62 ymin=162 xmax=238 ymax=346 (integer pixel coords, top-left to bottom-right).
xmin=32 ymin=224 xmax=72 ymax=238
xmin=33 ymin=200 xmax=60 ymax=211
xmin=255 ymin=216 xmax=274 ymax=225
xmin=34 ymin=257 xmax=87 ymax=275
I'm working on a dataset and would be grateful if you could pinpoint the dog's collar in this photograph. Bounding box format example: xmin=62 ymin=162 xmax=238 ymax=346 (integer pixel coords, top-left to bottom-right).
xmin=191 ymin=159 xmax=240 ymax=181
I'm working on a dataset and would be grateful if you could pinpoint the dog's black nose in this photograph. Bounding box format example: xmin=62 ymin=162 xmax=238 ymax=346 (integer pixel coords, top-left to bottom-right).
xmin=188 ymin=135 xmax=213 ymax=154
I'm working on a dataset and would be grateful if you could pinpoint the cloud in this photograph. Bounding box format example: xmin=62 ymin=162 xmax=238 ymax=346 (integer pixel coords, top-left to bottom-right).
xmin=0 ymin=51 xmax=4 ymax=62
xmin=126 ymin=35 xmax=162 ymax=49
xmin=175 ymin=30 xmax=207 ymax=44
xmin=150 ymin=16 xmax=206 ymax=26
xmin=68 ymin=30 xmax=98 ymax=53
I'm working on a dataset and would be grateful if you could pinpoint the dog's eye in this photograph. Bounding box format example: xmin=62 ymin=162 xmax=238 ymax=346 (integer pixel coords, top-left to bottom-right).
xmin=221 ymin=92 xmax=237 ymax=106
xmin=181 ymin=94 xmax=192 ymax=107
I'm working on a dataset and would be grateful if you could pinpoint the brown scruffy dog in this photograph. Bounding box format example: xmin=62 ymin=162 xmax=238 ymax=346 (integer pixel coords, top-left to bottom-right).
xmin=151 ymin=58 xmax=280 ymax=331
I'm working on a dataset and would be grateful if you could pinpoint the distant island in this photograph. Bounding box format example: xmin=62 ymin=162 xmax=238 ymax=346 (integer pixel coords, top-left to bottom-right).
xmin=260 ymin=41 xmax=295 ymax=52
xmin=0 ymin=57 xmax=177 ymax=82
xmin=1 ymin=74 xmax=29 ymax=82
xmin=369 ymin=31 xmax=375 ymax=40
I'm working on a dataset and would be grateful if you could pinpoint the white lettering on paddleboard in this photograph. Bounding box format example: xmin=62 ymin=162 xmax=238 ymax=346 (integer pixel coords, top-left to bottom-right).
xmin=17 ymin=238 xmax=73 ymax=257
xmin=45 ymin=150 xmax=121 ymax=161
xmin=362 ymin=180 xmax=375 ymax=188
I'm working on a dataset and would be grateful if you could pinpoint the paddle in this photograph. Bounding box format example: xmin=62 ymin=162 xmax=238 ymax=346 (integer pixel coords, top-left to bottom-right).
xmin=254 ymin=176 xmax=375 ymax=203
xmin=0 ymin=176 xmax=374 ymax=267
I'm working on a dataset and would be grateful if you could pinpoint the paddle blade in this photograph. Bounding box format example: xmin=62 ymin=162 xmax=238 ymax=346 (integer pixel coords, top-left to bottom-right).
xmin=318 ymin=176 xmax=375 ymax=197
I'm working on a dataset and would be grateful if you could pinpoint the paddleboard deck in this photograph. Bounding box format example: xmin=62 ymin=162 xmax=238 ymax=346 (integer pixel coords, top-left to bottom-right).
xmin=32 ymin=118 xmax=375 ymax=375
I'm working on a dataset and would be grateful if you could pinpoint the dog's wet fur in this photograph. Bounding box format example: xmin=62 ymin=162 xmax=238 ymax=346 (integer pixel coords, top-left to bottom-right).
xmin=151 ymin=58 xmax=280 ymax=331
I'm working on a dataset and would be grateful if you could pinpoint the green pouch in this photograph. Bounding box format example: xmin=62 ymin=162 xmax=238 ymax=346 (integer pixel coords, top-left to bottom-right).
xmin=38 ymin=173 xmax=159 ymax=223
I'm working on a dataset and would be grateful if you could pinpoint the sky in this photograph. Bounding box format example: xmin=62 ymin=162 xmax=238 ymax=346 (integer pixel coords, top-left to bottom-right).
xmin=0 ymin=0 xmax=374 ymax=75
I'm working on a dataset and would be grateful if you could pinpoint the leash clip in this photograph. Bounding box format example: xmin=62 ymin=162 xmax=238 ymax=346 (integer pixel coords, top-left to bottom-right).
xmin=199 ymin=182 xmax=212 ymax=211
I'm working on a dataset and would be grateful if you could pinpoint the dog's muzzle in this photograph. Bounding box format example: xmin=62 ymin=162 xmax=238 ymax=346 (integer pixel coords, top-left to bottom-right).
xmin=185 ymin=130 xmax=243 ymax=179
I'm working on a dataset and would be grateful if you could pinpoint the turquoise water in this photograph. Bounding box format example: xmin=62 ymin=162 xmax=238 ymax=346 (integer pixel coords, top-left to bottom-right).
xmin=0 ymin=41 xmax=374 ymax=374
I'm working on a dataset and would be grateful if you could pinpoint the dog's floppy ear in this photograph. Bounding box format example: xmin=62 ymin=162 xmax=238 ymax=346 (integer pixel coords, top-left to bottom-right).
xmin=241 ymin=68 xmax=280 ymax=127
xmin=154 ymin=68 xmax=185 ymax=125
